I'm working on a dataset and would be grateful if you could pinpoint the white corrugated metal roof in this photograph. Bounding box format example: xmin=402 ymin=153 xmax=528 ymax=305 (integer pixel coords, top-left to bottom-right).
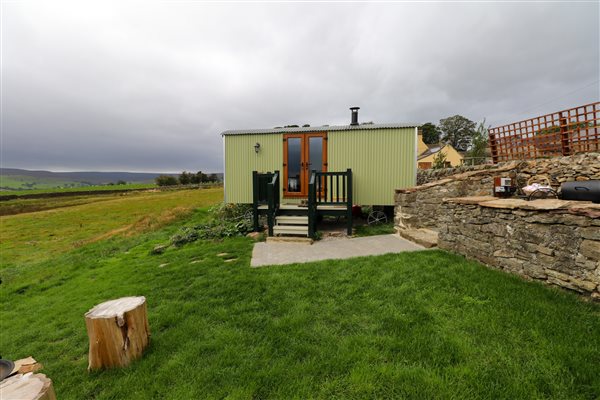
xmin=221 ymin=123 xmax=420 ymax=136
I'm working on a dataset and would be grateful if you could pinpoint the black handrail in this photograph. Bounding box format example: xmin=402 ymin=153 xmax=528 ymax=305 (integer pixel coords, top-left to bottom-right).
xmin=252 ymin=170 xmax=279 ymax=233
xmin=312 ymin=170 xmax=352 ymax=205
xmin=266 ymin=171 xmax=280 ymax=236
xmin=308 ymin=168 xmax=353 ymax=236
xmin=308 ymin=173 xmax=317 ymax=238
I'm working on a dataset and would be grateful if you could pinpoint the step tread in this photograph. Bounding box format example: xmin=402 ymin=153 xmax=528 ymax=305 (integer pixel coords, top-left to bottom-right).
xmin=273 ymin=225 xmax=309 ymax=231
xmin=276 ymin=216 xmax=308 ymax=224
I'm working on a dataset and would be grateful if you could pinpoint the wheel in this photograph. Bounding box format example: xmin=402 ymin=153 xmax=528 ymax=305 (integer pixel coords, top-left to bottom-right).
xmin=367 ymin=210 xmax=387 ymax=225
xmin=242 ymin=208 xmax=254 ymax=221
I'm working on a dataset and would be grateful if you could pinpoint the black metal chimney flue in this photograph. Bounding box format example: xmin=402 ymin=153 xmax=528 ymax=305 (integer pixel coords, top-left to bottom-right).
xmin=350 ymin=107 xmax=360 ymax=126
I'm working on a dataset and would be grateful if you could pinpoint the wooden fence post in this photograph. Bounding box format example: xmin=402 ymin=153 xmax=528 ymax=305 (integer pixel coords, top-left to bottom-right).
xmin=559 ymin=113 xmax=570 ymax=156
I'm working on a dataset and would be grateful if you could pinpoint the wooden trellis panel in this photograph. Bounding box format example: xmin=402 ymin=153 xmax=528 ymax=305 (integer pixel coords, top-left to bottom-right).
xmin=489 ymin=102 xmax=600 ymax=163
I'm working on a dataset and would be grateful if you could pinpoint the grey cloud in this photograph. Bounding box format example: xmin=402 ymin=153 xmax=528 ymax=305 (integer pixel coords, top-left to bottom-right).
xmin=2 ymin=2 xmax=598 ymax=172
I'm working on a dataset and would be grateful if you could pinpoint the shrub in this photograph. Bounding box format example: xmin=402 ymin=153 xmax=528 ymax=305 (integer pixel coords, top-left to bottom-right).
xmin=168 ymin=203 xmax=254 ymax=247
xmin=178 ymin=171 xmax=192 ymax=185
xmin=155 ymin=175 xmax=178 ymax=186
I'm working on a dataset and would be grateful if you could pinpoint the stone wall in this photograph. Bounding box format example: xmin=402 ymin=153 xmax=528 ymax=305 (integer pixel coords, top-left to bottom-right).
xmin=417 ymin=152 xmax=600 ymax=185
xmin=437 ymin=197 xmax=600 ymax=299
xmin=396 ymin=153 xmax=600 ymax=231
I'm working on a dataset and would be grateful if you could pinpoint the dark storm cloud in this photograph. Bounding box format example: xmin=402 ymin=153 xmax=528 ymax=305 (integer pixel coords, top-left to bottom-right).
xmin=2 ymin=1 xmax=598 ymax=172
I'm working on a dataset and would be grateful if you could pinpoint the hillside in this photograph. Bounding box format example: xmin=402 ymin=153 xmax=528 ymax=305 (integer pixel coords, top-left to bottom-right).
xmin=0 ymin=168 xmax=222 ymax=191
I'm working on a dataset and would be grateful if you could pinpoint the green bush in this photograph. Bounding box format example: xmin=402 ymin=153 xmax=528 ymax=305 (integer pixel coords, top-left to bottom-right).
xmin=155 ymin=175 xmax=178 ymax=186
xmin=169 ymin=203 xmax=253 ymax=246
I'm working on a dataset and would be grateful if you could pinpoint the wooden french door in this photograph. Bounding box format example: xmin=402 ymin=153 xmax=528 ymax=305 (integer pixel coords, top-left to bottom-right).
xmin=283 ymin=132 xmax=327 ymax=197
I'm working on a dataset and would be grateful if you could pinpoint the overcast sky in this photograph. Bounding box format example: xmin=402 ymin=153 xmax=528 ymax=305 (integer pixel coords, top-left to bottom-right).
xmin=1 ymin=1 xmax=598 ymax=173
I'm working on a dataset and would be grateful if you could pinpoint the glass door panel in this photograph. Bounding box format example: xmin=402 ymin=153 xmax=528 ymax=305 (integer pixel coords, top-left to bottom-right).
xmin=286 ymin=137 xmax=302 ymax=193
xmin=308 ymin=137 xmax=323 ymax=173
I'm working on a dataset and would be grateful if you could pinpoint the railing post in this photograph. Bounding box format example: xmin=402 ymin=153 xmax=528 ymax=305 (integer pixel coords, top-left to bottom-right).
xmin=489 ymin=131 xmax=498 ymax=164
xmin=267 ymin=179 xmax=274 ymax=237
xmin=252 ymin=171 xmax=259 ymax=231
xmin=346 ymin=168 xmax=353 ymax=235
xmin=308 ymin=171 xmax=315 ymax=238
xmin=274 ymin=170 xmax=280 ymax=209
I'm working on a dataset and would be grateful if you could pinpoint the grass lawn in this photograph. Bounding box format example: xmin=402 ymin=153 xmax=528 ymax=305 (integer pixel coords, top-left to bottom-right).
xmin=0 ymin=182 xmax=156 ymax=196
xmin=0 ymin=188 xmax=222 ymax=264
xmin=1 ymin=199 xmax=599 ymax=399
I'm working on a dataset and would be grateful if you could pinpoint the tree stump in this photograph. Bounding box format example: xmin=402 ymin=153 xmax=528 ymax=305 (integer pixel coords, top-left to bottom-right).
xmin=0 ymin=373 xmax=57 ymax=400
xmin=85 ymin=296 xmax=150 ymax=370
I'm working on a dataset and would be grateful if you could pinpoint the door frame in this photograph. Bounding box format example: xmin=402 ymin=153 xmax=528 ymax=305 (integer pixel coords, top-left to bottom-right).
xmin=283 ymin=132 xmax=327 ymax=198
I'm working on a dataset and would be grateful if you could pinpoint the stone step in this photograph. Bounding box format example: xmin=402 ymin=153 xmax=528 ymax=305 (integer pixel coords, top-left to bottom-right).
xmin=273 ymin=224 xmax=309 ymax=236
xmin=276 ymin=216 xmax=309 ymax=225
xmin=398 ymin=228 xmax=438 ymax=248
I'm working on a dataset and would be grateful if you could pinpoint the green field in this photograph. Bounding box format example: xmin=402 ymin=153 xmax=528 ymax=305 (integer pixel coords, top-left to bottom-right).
xmin=1 ymin=190 xmax=599 ymax=399
xmin=0 ymin=182 xmax=157 ymax=196
xmin=0 ymin=174 xmax=83 ymax=191
xmin=0 ymin=188 xmax=223 ymax=264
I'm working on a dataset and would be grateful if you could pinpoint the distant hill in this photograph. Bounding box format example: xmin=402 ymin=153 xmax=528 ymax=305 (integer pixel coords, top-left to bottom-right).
xmin=0 ymin=168 xmax=222 ymax=191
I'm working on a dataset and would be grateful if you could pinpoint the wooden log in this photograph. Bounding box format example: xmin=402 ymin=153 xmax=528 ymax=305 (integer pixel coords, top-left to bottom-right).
xmin=11 ymin=357 xmax=43 ymax=375
xmin=85 ymin=296 xmax=150 ymax=370
xmin=0 ymin=373 xmax=56 ymax=400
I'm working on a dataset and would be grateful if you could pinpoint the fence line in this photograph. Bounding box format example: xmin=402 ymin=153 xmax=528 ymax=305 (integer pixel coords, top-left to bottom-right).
xmin=488 ymin=102 xmax=600 ymax=163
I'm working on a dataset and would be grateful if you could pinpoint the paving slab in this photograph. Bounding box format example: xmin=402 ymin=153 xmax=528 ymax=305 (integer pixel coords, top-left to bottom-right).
xmin=251 ymin=234 xmax=424 ymax=267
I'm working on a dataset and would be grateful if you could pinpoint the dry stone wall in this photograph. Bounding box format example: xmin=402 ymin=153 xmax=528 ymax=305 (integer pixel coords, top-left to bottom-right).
xmin=417 ymin=152 xmax=600 ymax=186
xmin=396 ymin=153 xmax=600 ymax=231
xmin=437 ymin=198 xmax=600 ymax=299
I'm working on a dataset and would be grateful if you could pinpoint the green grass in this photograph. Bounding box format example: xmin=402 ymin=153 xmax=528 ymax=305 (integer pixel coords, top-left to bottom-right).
xmin=354 ymin=221 xmax=396 ymax=237
xmin=0 ymin=174 xmax=83 ymax=190
xmin=0 ymin=188 xmax=223 ymax=264
xmin=1 ymin=201 xmax=599 ymax=399
xmin=0 ymin=193 xmax=129 ymax=216
xmin=0 ymin=182 xmax=156 ymax=196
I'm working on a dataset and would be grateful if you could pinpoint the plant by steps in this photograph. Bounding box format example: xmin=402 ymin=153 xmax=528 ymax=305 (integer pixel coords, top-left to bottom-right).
xmin=167 ymin=203 xmax=254 ymax=247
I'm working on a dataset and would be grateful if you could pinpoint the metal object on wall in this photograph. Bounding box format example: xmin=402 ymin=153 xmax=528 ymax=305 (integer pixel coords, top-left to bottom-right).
xmin=493 ymin=176 xmax=516 ymax=198
xmin=561 ymin=180 xmax=600 ymax=203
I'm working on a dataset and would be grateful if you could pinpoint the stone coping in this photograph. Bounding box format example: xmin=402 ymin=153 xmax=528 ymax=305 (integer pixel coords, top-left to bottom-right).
xmin=443 ymin=196 xmax=600 ymax=215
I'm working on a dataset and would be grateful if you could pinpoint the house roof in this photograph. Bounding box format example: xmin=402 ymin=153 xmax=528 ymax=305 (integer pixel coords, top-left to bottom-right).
xmin=221 ymin=122 xmax=420 ymax=136
xmin=417 ymin=144 xmax=445 ymax=160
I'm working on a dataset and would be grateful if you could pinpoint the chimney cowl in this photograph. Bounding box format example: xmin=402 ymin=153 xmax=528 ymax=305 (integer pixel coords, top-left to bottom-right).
xmin=349 ymin=107 xmax=360 ymax=126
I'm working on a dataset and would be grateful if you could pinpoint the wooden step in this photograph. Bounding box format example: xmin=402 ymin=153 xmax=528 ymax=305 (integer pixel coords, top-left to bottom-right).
xmin=276 ymin=216 xmax=308 ymax=225
xmin=273 ymin=225 xmax=309 ymax=236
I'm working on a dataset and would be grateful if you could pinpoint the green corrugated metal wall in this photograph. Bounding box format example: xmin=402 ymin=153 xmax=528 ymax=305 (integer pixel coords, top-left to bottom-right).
xmin=224 ymin=134 xmax=283 ymax=203
xmin=328 ymin=128 xmax=416 ymax=205
xmin=224 ymin=127 xmax=416 ymax=205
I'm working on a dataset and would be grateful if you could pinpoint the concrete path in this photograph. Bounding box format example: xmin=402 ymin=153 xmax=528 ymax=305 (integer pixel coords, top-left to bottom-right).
xmin=251 ymin=234 xmax=424 ymax=267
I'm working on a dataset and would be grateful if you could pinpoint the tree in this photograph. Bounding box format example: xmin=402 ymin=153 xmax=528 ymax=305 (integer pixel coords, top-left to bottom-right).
xmin=155 ymin=175 xmax=178 ymax=186
xmin=116 ymin=180 xmax=127 ymax=185
xmin=179 ymin=171 xmax=191 ymax=185
xmin=439 ymin=115 xmax=476 ymax=151
xmin=208 ymin=173 xmax=219 ymax=182
xmin=190 ymin=171 xmax=207 ymax=184
xmin=421 ymin=122 xmax=440 ymax=144
xmin=466 ymin=119 xmax=489 ymax=165
xmin=432 ymin=151 xmax=448 ymax=169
